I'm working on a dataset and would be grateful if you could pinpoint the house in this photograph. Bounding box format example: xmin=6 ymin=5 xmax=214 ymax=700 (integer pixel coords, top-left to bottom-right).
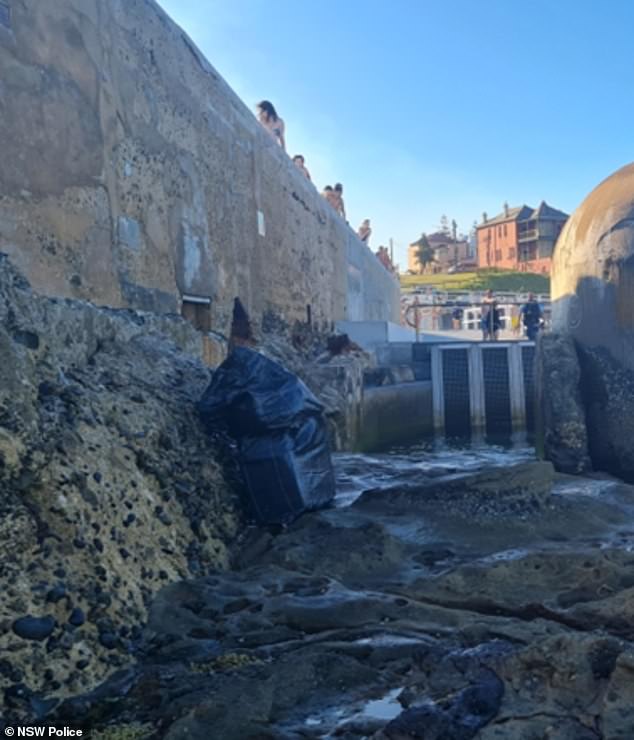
xmin=408 ymin=232 xmax=472 ymax=274
xmin=476 ymin=201 xmax=568 ymax=274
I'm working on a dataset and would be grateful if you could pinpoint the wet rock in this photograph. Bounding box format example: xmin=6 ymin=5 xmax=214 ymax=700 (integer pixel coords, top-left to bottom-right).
xmin=98 ymin=633 xmax=118 ymax=650
xmin=12 ymin=616 xmax=56 ymax=642
xmin=68 ymin=609 xmax=85 ymax=627
xmin=33 ymin=485 xmax=634 ymax=739
xmin=250 ymin=511 xmax=407 ymax=583
xmin=537 ymin=333 xmax=591 ymax=474
xmin=353 ymin=460 xmax=554 ymax=517
xmin=381 ymin=669 xmax=504 ymax=740
xmin=46 ymin=585 xmax=67 ymax=603
xmin=4 ymin=683 xmax=32 ymax=709
xmin=577 ymin=345 xmax=634 ymax=482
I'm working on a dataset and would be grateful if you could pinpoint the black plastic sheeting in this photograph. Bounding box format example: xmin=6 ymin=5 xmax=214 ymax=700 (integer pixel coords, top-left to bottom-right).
xmin=198 ymin=347 xmax=335 ymax=524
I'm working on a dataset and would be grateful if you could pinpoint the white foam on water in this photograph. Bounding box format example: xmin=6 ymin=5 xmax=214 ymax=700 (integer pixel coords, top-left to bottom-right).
xmin=334 ymin=438 xmax=536 ymax=507
xmin=553 ymin=478 xmax=618 ymax=498
xmin=480 ymin=548 xmax=530 ymax=563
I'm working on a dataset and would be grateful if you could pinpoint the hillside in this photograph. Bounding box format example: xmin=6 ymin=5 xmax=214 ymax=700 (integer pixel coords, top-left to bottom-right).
xmin=400 ymin=269 xmax=550 ymax=294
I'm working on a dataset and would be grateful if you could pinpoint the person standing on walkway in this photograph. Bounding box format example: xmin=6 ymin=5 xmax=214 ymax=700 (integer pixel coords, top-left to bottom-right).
xmin=520 ymin=293 xmax=543 ymax=341
xmin=256 ymin=100 xmax=286 ymax=151
xmin=481 ymin=302 xmax=501 ymax=341
xmin=510 ymin=304 xmax=521 ymax=337
xmin=481 ymin=289 xmax=497 ymax=341
xmin=452 ymin=307 xmax=464 ymax=330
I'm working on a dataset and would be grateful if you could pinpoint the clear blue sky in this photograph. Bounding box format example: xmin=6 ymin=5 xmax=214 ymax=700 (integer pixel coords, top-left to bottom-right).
xmin=160 ymin=0 xmax=631 ymax=269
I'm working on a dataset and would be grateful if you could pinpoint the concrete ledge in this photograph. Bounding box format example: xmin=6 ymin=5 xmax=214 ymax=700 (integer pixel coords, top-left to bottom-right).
xmin=336 ymin=321 xmax=416 ymax=349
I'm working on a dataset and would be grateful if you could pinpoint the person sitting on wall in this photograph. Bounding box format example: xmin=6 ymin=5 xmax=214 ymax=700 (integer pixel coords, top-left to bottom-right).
xmin=256 ymin=100 xmax=286 ymax=151
xmin=520 ymin=292 xmax=543 ymax=341
xmin=332 ymin=183 xmax=346 ymax=220
xmin=322 ymin=185 xmax=339 ymax=210
xmin=357 ymin=219 xmax=372 ymax=244
xmin=292 ymin=154 xmax=311 ymax=180
xmin=376 ymin=246 xmax=393 ymax=272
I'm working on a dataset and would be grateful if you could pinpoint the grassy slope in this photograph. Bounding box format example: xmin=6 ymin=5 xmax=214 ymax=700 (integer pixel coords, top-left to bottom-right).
xmin=400 ymin=269 xmax=550 ymax=293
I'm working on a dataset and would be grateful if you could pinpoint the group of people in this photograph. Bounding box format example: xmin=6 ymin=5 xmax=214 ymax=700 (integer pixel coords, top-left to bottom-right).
xmin=256 ymin=101 xmax=377 ymax=251
xmin=480 ymin=290 xmax=543 ymax=341
xmin=321 ymin=183 xmax=346 ymax=219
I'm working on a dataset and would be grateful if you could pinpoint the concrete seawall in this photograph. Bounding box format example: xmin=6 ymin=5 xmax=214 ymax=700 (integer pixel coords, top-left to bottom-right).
xmin=0 ymin=0 xmax=399 ymax=337
xmin=359 ymin=382 xmax=433 ymax=451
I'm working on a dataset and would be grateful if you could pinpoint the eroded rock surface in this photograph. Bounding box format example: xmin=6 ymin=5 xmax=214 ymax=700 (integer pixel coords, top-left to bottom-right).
xmin=25 ymin=456 xmax=634 ymax=739
xmin=536 ymin=332 xmax=591 ymax=475
xmin=578 ymin=344 xmax=634 ymax=482
xmin=0 ymin=256 xmax=242 ymax=704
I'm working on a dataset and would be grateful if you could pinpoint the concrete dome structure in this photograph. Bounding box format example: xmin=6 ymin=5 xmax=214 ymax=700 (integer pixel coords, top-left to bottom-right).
xmin=549 ymin=162 xmax=634 ymax=480
xmin=552 ymin=162 xmax=634 ymax=371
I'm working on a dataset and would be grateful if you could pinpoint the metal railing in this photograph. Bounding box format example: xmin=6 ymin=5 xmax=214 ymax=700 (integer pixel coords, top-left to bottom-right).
xmin=403 ymin=298 xmax=550 ymax=341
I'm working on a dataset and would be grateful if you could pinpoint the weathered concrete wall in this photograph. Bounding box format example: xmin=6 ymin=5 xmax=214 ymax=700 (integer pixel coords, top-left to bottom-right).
xmin=0 ymin=0 xmax=399 ymax=338
xmin=552 ymin=162 xmax=634 ymax=369
xmin=359 ymin=382 xmax=433 ymax=451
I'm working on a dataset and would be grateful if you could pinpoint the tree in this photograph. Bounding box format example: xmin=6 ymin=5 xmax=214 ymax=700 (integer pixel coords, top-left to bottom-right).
xmin=469 ymin=220 xmax=479 ymax=258
xmin=439 ymin=214 xmax=450 ymax=236
xmin=414 ymin=233 xmax=435 ymax=274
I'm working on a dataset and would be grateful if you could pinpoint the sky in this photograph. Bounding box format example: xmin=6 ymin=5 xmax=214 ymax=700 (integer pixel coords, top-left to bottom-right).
xmin=160 ymin=0 xmax=632 ymax=269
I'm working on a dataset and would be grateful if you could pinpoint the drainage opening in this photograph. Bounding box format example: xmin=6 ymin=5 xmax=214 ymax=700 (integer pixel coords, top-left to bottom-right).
xmin=482 ymin=347 xmax=512 ymax=437
xmin=442 ymin=347 xmax=471 ymax=437
xmin=181 ymin=294 xmax=211 ymax=332
xmin=522 ymin=344 xmax=536 ymax=432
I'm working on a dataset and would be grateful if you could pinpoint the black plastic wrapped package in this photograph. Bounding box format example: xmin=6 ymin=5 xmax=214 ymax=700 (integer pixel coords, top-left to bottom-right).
xmin=198 ymin=347 xmax=335 ymax=524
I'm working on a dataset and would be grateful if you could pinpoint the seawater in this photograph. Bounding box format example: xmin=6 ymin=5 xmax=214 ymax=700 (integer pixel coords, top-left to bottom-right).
xmin=333 ymin=434 xmax=536 ymax=507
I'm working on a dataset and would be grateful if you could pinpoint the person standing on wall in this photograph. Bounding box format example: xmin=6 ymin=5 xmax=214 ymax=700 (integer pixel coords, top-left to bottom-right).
xmin=520 ymin=292 xmax=543 ymax=341
xmin=357 ymin=219 xmax=372 ymax=244
xmin=256 ymin=100 xmax=286 ymax=151
xmin=333 ymin=183 xmax=346 ymax=220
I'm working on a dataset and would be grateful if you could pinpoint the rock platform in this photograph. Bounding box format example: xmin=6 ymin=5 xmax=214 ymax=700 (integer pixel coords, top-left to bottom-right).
xmin=28 ymin=458 xmax=634 ymax=739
